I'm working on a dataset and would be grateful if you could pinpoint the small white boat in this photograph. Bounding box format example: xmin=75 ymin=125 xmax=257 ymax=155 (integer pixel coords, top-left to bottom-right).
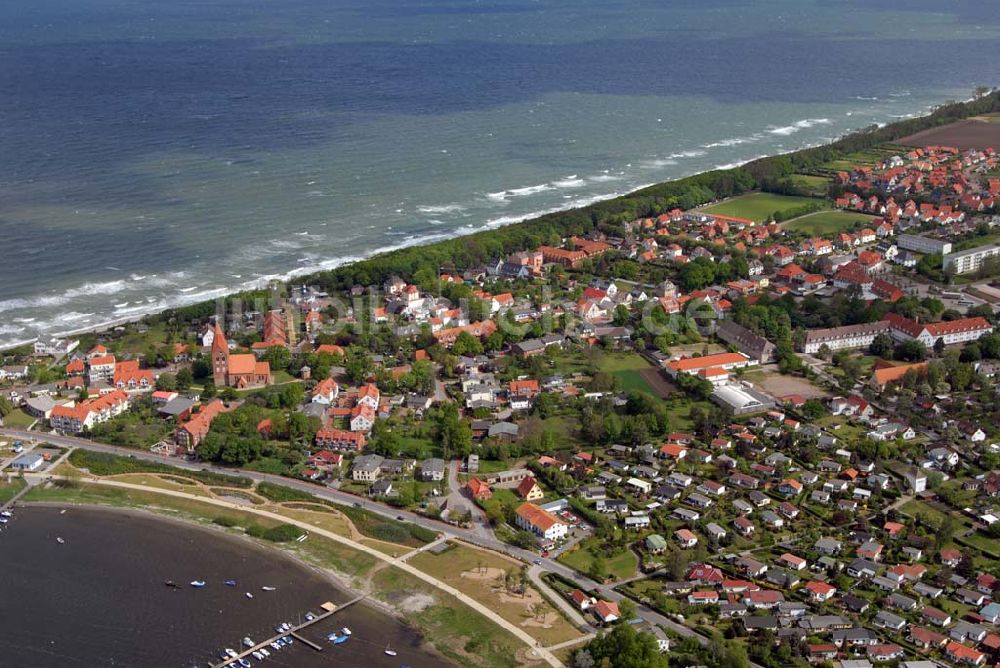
xmin=225 ymin=648 xmax=238 ymax=658
xmin=60 ymin=509 xmax=66 ymax=515
xmin=245 ymin=592 xmax=253 ymax=599
xmin=251 ymin=651 xmax=262 ymax=660
xmin=259 ymin=648 xmax=270 ymax=657
xmin=261 ymin=586 xmax=277 ymax=591
xmin=341 ymin=627 xmax=352 ymax=636
xmin=242 ymin=636 xmax=254 ymax=647
xmin=385 ymin=642 xmax=397 ymax=657
xmin=1 ymin=510 xmax=12 ymax=517
xmin=190 ymin=580 xmax=206 ymax=588
xmin=56 ymin=537 xmax=65 ymax=544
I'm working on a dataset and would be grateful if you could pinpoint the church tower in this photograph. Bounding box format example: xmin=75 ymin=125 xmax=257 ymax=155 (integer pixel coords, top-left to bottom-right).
xmin=211 ymin=321 xmax=229 ymax=386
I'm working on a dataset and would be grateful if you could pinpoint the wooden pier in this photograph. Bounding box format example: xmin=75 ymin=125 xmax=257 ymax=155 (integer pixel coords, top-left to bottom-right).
xmin=209 ymin=595 xmax=365 ymax=668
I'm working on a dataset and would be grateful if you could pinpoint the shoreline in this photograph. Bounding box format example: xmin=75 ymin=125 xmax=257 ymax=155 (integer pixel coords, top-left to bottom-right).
xmin=1 ymin=93 xmax=986 ymax=352
xmin=19 ymin=499 xmax=455 ymax=666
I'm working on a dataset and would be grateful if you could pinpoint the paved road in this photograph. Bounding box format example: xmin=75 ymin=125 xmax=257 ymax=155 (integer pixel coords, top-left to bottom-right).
xmin=0 ymin=427 xmax=729 ymax=653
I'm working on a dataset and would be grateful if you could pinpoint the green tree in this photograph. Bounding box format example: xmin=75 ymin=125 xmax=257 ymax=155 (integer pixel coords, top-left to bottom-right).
xmin=175 ymin=367 xmax=193 ymax=391
xmin=579 ymin=623 xmax=667 ymax=668
xmin=155 ymin=373 xmax=176 ymax=392
xmin=452 ymin=330 xmax=484 ymax=356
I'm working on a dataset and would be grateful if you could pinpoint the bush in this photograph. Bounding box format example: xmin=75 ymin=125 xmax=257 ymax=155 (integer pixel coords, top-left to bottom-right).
xmin=67 ymin=450 xmax=252 ymax=488
xmin=372 ymin=523 xmax=409 ymax=543
xmin=213 ymin=516 xmax=238 ymax=527
xmin=256 ymin=481 xmax=314 ymax=503
xmin=243 ymin=522 xmax=300 ymax=542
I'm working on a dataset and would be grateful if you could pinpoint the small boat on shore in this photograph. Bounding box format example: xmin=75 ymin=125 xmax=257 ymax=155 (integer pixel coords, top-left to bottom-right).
xmin=190 ymin=580 xmax=206 ymax=588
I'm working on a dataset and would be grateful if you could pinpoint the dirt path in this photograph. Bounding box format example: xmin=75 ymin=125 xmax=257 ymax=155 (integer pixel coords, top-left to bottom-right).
xmin=30 ymin=474 xmax=563 ymax=667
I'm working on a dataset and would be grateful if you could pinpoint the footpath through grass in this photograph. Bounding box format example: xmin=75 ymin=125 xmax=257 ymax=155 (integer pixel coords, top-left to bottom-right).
xmin=68 ymin=450 xmax=253 ymax=488
xmin=24 ymin=481 xmax=526 ymax=668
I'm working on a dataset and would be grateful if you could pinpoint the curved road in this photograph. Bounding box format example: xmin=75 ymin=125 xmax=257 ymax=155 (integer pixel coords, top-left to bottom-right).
xmin=0 ymin=427 xmax=725 ymax=653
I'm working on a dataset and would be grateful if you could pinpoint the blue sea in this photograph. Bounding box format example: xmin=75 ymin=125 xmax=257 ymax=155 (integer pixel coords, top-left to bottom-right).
xmin=2 ymin=0 xmax=1000 ymax=346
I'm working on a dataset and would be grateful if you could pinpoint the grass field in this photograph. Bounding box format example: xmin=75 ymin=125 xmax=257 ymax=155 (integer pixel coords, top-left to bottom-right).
xmin=784 ymin=209 xmax=876 ymax=235
xmin=598 ymin=352 xmax=657 ymax=394
xmin=1 ymin=409 xmax=36 ymax=429
xmin=696 ymin=192 xmax=826 ymax=223
xmin=0 ymin=478 xmax=26 ymax=503
xmin=786 ymin=174 xmax=831 ymax=196
xmin=557 ymin=538 xmax=638 ymax=581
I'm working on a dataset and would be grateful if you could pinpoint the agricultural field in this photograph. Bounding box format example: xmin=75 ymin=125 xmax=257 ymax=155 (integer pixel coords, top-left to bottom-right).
xmin=696 ymin=192 xmax=826 ymax=223
xmin=783 ymin=209 xmax=876 ymax=235
xmin=899 ymin=115 xmax=1000 ymax=150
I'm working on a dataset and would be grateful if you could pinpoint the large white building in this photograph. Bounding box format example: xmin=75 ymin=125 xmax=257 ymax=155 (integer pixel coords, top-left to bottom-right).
xmin=943 ymin=243 xmax=1000 ymax=275
xmin=515 ymin=502 xmax=568 ymax=542
xmin=48 ymin=390 xmax=130 ymax=433
xmin=897 ymin=234 xmax=952 ymax=256
xmin=800 ymin=321 xmax=892 ymax=354
xmin=885 ymin=313 xmax=993 ymax=347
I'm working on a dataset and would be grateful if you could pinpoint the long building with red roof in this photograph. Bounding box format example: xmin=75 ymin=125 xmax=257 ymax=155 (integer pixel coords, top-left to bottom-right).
xmin=883 ymin=313 xmax=992 ymax=347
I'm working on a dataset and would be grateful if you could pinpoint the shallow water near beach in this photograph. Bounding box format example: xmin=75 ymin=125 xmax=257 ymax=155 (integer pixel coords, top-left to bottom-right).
xmin=0 ymin=505 xmax=448 ymax=667
xmin=1 ymin=0 xmax=1000 ymax=345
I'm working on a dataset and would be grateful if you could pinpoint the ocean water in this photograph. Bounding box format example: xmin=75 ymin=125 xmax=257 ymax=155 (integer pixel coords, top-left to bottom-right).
xmin=2 ymin=0 xmax=1000 ymax=346
xmin=0 ymin=505 xmax=448 ymax=667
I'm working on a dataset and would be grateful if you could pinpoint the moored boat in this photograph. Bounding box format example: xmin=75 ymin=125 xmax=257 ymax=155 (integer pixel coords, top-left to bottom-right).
xmin=190 ymin=580 xmax=206 ymax=588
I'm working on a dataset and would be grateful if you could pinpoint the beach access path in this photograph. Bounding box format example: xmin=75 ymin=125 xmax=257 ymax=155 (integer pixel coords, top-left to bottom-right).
xmin=1 ymin=427 xmax=760 ymax=664
xmin=21 ymin=471 xmax=562 ymax=668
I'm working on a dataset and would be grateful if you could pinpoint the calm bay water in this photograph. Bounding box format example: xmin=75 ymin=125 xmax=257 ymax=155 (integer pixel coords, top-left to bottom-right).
xmin=2 ymin=0 xmax=1000 ymax=345
xmin=0 ymin=505 xmax=447 ymax=667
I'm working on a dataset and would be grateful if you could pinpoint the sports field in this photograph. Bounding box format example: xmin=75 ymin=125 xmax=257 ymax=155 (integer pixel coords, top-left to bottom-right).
xmin=784 ymin=209 xmax=876 ymax=235
xmin=697 ymin=192 xmax=826 ymax=223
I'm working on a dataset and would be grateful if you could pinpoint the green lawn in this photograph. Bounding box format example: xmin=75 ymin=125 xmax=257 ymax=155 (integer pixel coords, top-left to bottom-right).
xmin=1 ymin=409 xmax=36 ymax=429
xmin=558 ymin=539 xmax=638 ymax=581
xmin=696 ymin=192 xmax=827 ymax=223
xmin=784 ymin=210 xmax=876 ymax=236
xmin=0 ymin=478 xmax=26 ymax=503
xmin=663 ymin=399 xmax=713 ymax=431
xmin=786 ymin=174 xmax=831 ymax=196
xmin=598 ymin=352 xmax=657 ymax=394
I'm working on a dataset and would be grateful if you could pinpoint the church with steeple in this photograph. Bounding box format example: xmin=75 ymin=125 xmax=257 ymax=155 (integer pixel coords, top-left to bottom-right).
xmin=210 ymin=322 xmax=272 ymax=389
